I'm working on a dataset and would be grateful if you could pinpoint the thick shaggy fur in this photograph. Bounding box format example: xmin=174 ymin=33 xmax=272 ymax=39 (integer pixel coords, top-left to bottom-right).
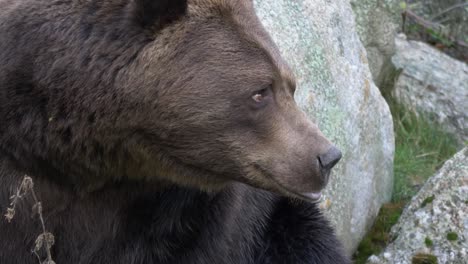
xmin=1 ymin=159 xmax=348 ymax=263
xmin=0 ymin=0 xmax=350 ymax=263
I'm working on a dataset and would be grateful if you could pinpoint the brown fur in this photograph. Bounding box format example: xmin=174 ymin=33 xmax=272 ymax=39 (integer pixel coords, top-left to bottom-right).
xmin=0 ymin=1 xmax=349 ymax=263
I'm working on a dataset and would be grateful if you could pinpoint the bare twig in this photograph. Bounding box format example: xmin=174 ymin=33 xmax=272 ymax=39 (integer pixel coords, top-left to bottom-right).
xmin=4 ymin=176 xmax=56 ymax=264
xmin=415 ymin=152 xmax=438 ymax=158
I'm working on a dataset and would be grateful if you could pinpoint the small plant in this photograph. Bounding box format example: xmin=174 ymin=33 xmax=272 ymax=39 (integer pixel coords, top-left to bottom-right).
xmin=4 ymin=175 xmax=56 ymax=264
xmin=426 ymin=28 xmax=454 ymax=47
xmin=424 ymin=237 xmax=433 ymax=247
xmin=421 ymin=196 xmax=435 ymax=208
xmin=447 ymin=232 xmax=458 ymax=241
xmin=412 ymin=253 xmax=438 ymax=264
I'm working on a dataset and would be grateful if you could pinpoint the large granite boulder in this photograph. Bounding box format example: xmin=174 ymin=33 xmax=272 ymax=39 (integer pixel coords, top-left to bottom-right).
xmin=392 ymin=34 xmax=468 ymax=145
xmin=350 ymin=0 xmax=402 ymax=88
xmin=254 ymin=0 xmax=395 ymax=253
xmin=368 ymin=147 xmax=468 ymax=264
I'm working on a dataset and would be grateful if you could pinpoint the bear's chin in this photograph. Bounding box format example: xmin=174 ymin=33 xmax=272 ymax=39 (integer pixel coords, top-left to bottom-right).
xmin=281 ymin=188 xmax=324 ymax=203
xmin=252 ymin=175 xmax=325 ymax=203
xmin=301 ymin=191 xmax=323 ymax=201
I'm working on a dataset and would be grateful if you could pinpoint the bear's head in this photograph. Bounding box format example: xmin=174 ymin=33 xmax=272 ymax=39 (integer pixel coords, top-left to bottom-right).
xmin=114 ymin=0 xmax=342 ymax=201
xmin=4 ymin=0 xmax=341 ymax=202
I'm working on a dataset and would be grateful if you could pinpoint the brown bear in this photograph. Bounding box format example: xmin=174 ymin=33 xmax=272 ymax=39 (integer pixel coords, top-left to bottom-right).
xmin=0 ymin=0 xmax=350 ymax=263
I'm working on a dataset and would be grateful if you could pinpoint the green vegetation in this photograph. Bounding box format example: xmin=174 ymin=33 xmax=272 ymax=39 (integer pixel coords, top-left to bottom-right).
xmin=412 ymin=253 xmax=438 ymax=264
xmin=353 ymin=98 xmax=458 ymax=263
xmin=424 ymin=236 xmax=433 ymax=247
xmin=390 ymin=100 xmax=458 ymax=202
xmin=405 ymin=23 xmax=455 ymax=48
xmin=420 ymin=195 xmax=435 ymax=208
xmin=447 ymin=232 xmax=458 ymax=241
xmin=353 ymin=203 xmax=405 ymax=263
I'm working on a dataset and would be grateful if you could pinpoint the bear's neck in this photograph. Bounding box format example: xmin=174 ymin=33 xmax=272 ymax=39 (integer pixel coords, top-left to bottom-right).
xmin=0 ymin=155 xmax=271 ymax=259
xmin=1 ymin=154 xmax=215 ymax=220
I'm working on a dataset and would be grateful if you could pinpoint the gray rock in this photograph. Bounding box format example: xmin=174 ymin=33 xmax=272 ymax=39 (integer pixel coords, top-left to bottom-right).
xmin=367 ymin=147 xmax=468 ymax=264
xmin=254 ymin=0 xmax=395 ymax=253
xmin=392 ymin=34 xmax=468 ymax=145
xmin=350 ymin=0 xmax=402 ymax=88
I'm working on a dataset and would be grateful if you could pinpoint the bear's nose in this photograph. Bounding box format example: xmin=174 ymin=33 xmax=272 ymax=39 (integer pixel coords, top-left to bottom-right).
xmin=317 ymin=146 xmax=342 ymax=185
xmin=318 ymin=146 xmax=342 ymax=171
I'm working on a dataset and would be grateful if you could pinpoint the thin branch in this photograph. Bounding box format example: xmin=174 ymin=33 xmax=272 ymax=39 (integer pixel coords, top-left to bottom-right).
xmin=30 ymin=193 xmax=54 ymax=263
xmin=430 ymin=2 xmax=468 ymax=20
xmin=4 ymin=176 xmax=56 ymax=264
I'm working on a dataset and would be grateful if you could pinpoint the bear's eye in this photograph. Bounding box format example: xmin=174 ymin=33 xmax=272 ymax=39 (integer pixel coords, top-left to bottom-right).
xmin=251 ymin=86 xmax=272 ymax=105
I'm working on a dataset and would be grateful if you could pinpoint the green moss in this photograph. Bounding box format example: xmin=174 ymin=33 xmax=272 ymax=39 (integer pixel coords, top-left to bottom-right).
xmin=412 ymin=253 xmax=438 ymax=264
xmin=424 ymin=237 xmax=433 ymax=247
xmin=353 ymin=203 xmax=405 ymax=264
xmin=354 ymin=237 xmax=380 ymax=263
xmin=421 ymin=196 xmax=435 ymax=208
xmin=447 ymin=232 xmax=458 ymax=241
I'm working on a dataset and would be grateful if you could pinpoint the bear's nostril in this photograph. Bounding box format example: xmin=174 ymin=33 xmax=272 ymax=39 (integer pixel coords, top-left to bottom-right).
xmin=318 ymin=146 xmax=342 ymax=171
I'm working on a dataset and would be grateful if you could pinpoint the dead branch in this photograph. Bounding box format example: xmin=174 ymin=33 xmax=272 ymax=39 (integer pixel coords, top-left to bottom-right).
xmin=4 ymin=176 xmax=56 ymax=264
xmin=403 ymin=10 xmax=468 ymax=48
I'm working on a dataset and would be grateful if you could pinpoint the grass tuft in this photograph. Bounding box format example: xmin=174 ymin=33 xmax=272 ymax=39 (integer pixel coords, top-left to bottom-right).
xmin=412 ymin=253 xmax=438 ymax=264
xmin=389 ymin=100 xmax=459 ymax=202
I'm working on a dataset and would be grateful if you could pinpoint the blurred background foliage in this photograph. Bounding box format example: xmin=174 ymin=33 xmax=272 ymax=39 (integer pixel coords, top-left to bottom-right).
xmin=402 ymin=0 xmax=467 ymax=61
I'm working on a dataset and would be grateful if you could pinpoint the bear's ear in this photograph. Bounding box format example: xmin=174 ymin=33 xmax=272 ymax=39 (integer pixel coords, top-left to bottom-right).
xmin=130 ymin=0 xmax=188 ymax=30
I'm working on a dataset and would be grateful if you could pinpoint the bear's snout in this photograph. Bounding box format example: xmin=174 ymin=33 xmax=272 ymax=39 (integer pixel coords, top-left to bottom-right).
xmin=317 ymin=145 xmax=342 ymax=184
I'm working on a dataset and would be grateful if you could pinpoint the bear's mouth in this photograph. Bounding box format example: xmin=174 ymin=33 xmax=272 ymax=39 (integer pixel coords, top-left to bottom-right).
xmin=251 ymin=164 xmax=324 ymax=202
xmin=268 ymin=177 xmax=323 ymax=202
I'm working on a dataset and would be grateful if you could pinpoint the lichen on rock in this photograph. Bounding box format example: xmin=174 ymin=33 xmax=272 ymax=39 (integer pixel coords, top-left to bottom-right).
xmin=367 ymin=148 xmax=468 ymax=264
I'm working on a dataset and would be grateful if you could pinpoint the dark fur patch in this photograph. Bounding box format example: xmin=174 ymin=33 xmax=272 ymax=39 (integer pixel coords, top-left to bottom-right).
xmin=130 ymin=0 xmax=188 ymax=29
